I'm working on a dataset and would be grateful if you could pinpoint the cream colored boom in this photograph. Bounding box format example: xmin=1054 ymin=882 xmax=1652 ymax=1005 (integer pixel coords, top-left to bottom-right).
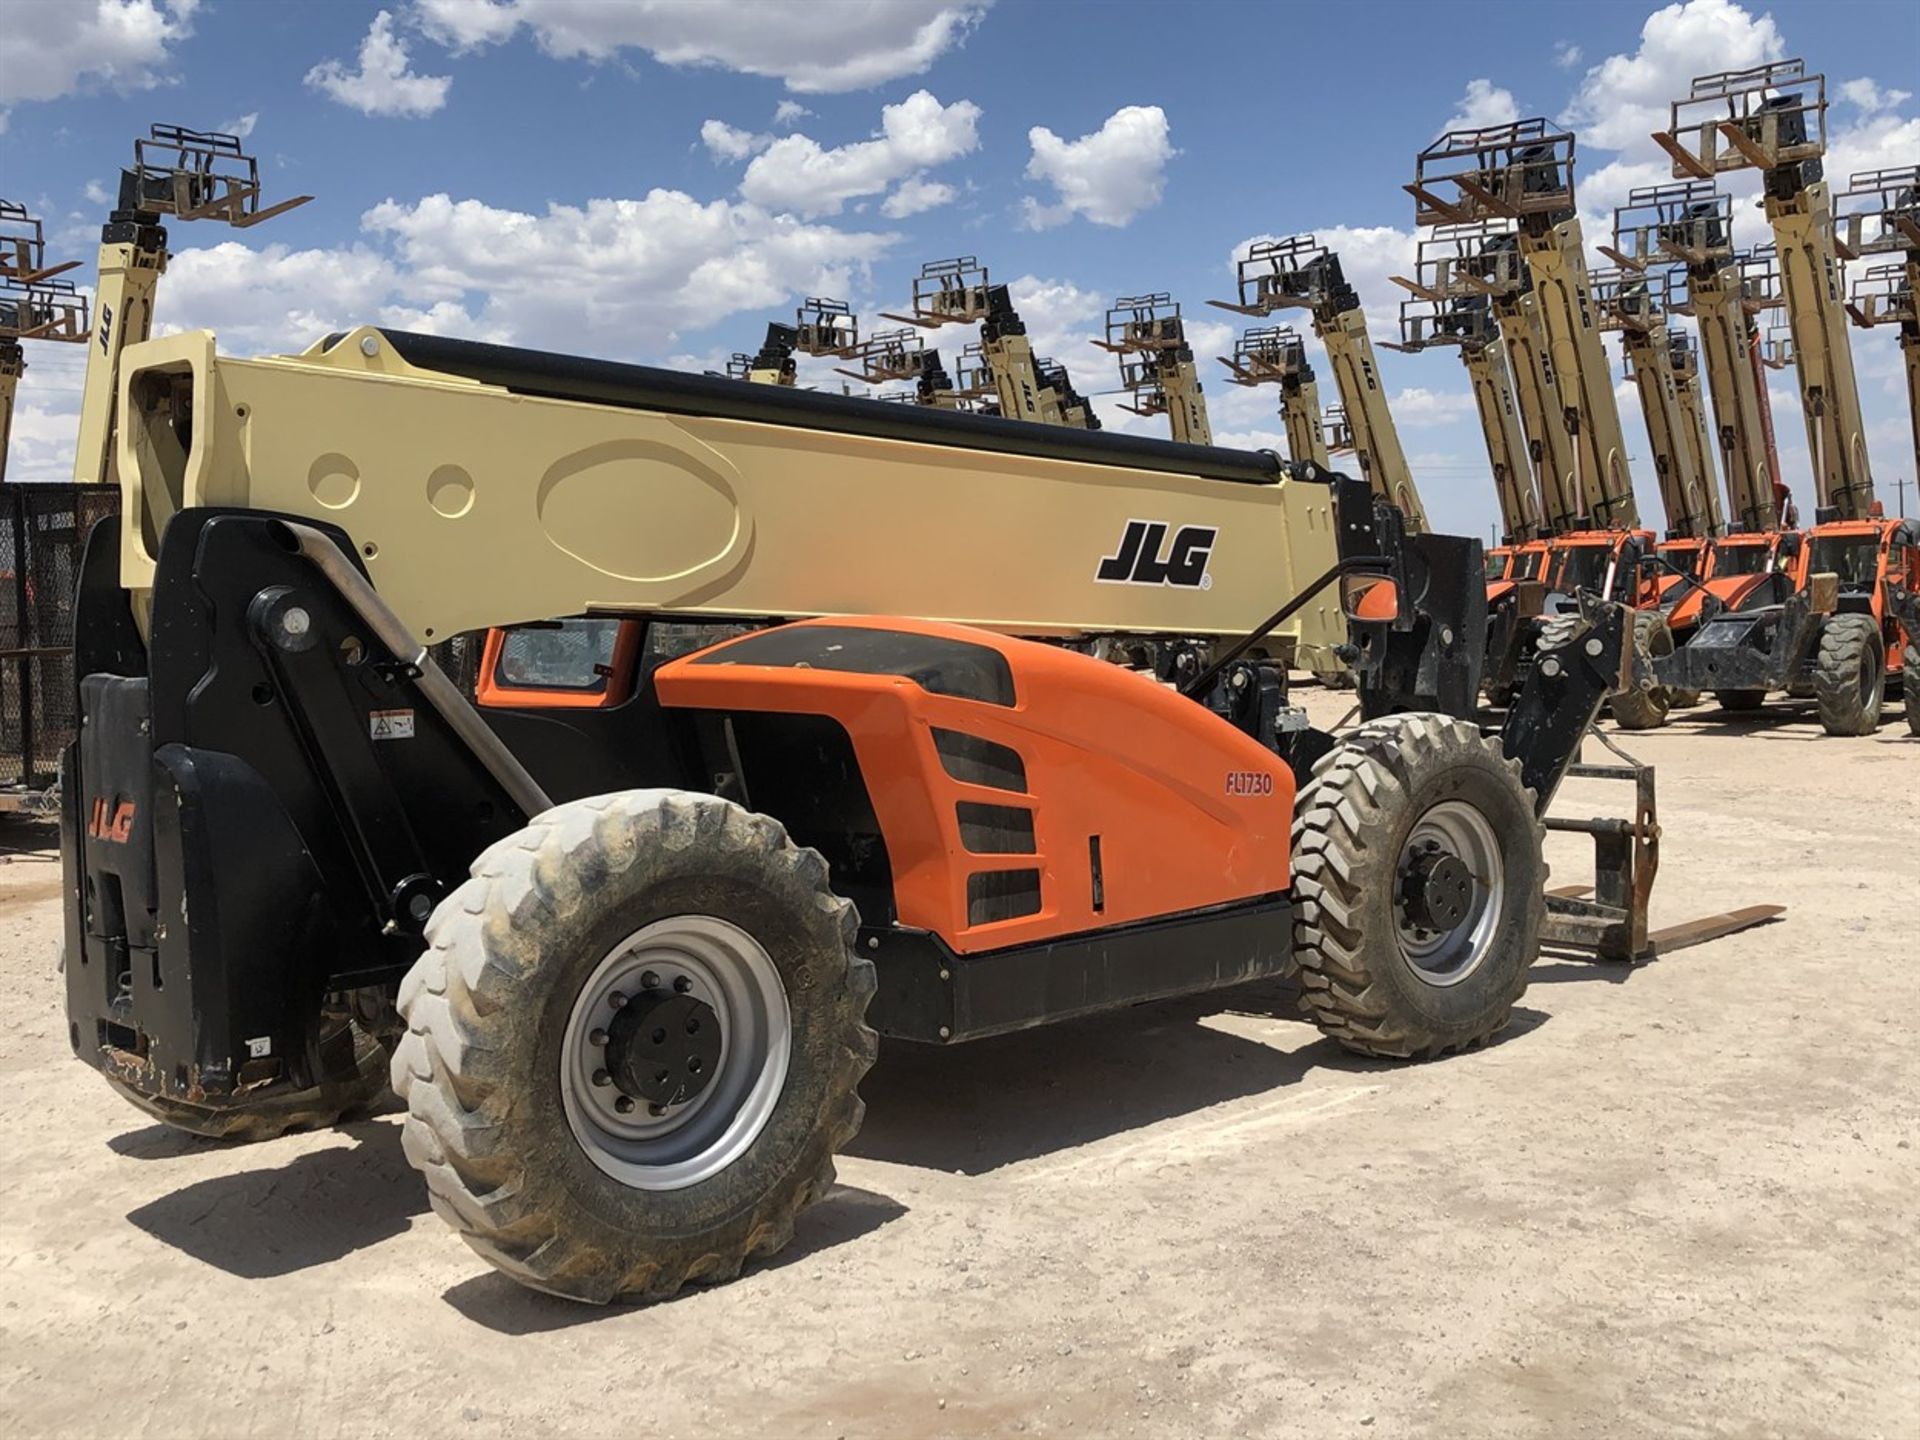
xmin=1517 ymin=221 xmax=1639 ymax=528
xmin=1767 ymin=185 xmax=1875 ymax=517
xmin=1690 ymin=270 xmax=1782 ymax=531
xmin=1280 ymin=371 xmax=1330 ymax=468
xmin=109 ymin=326 xmax=1351 ymax=656
xmin=1315 ymin=310 xmax=1429 ymax=533
xmin=1160 ymin=356 xmax=1214 ymax=448
xmin=1490 ymin=288 xmax=1579 ymax=532
xmin=1669 ymin=339 xmax=1724 ymax=533
xmin=1461 ymin=340 xmax=1541 ymax=540
xmin=1621 ymin=317 xmax=1722 ymax=538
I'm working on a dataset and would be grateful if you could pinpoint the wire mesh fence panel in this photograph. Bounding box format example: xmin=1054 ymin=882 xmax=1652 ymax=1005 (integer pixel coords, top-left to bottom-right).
xmin=2 ymin=484 xmax=120 ymax=791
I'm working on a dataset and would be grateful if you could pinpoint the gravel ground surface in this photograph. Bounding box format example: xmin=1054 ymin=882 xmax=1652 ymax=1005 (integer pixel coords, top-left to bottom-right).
xmin=3 ymin=692 xmax=1914 ymax=1439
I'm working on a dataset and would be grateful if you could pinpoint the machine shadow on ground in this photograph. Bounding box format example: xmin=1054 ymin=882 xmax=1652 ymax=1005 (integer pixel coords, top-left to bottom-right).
xmin=122 ymin=1117 xmax=427 ymax=1280
xmin=439 ymin=1184 xmax=907 ymax=1335
xmin=846 ymin=977 xmax=1555 ymax=1176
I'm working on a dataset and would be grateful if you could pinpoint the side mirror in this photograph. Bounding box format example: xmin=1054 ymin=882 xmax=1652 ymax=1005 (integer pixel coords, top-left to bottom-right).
xmin=1340 ymin=571 xmax=1399 ymax=621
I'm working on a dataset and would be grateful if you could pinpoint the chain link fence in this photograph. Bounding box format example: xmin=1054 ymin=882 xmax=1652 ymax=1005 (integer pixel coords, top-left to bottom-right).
xmin=2 ymin=484 xmax=120 ymax=796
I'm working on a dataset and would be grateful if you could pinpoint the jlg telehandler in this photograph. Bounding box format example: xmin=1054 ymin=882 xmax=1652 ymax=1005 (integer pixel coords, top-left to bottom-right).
xmin=60 ymin=125 xmax=1777 ymax=1306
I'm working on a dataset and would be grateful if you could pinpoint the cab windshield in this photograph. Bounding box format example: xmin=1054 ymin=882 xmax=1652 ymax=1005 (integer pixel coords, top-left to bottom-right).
xmin=1659 ymin=545 xmax=1705 ymax=579
xmin=1711 ymin=542 xmax=1773 ymax=577
xmin=1484 ymin=550 xmax=1512 ymax=582
xmin=1515 ymin=549 xmax=1547 ymax=580
xmin=1553 ymin=544 xmax=1615 ymax=595
xmin=1806 ymin=533 xmax=1881 ymax=589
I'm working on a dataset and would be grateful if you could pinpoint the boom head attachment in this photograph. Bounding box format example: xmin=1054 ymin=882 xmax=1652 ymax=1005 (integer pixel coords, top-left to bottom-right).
xmin=1217 ymin=325 xmax=1311 ymax=385
xmin=792 ymin=297 xmax=860 ymax=358
xmin=0 ymin=200 xmax=80 ymax=285
xmin=1210 ymin=235 xmax=1354 ymax=320
xmin=1845 ymin=262 xmax=1916 ymax=328
xmin=1098 ymin=293 xmax=1191 ymax=354
xmin=1589 ymin=265 xmax=1672 ymax=334
xmin=728 ymin=322 xmax=798 ymax=385
xmin=1406 ymin=119 xmax=1576 ymax=230
xmin=1606 ymin=182 xmax=1734 ymax=270
xmin=1324 ymin=404 xmax=1355 ymax=453
xmin=1653 ymin=60 xmax=1826 ymax=184
xmin=883 ymin=256 xmax=994 ymax=329
xmin=833 ymin=326 xmax=929 ymax=385
xmin=952 ymin=341 xmax=996 ymax=402
xmin=1833 ymin=166 xmax=1920 ymax=260
xmin=119 ymin=123 xmax=312 ymax=227
xmin=0 ymin=276 xmax=91 ymax=343
xmin=1760 ymin=321 xmax=1796 ymax=372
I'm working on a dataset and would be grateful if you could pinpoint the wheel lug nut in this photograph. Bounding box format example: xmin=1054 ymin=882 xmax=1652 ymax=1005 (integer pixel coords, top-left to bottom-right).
xmin=641 ymin=970 xmax=661 ymax=991
xmin=648 ymin=1103 xmax=667 ymax=1117
xmin=589 ymin=1028 xmax=608 ymax=1046
xmin=673 ymin=975 xmax=692 ymax=994
xmin=615 ymin=1096 xmax=635 ymax=1114
xmin=592 ymin=1068 xmax=611 ymax=1087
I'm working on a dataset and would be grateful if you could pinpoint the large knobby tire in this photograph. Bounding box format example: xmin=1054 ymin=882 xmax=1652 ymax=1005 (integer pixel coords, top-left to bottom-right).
xmin=1904 ymin=645 xmax=1919 ymax=737
xmin=1291 ymin=714 xmax=1545 ymax=1059
xmin=392 ymin=790 xmax=876 ymax=1304
xmin=1714 ymin=689 xmax=1768 ymax=713
xmin=102 ymin=1018 xmax=389 ymax=1142
xmin=1812 ymin=614 xmax=1885 ymax=736
xmin=1609 ymin=611 xmax=1674 ymax=731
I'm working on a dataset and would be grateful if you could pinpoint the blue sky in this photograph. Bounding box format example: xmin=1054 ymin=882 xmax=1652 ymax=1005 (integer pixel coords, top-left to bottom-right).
xmin=3 ymin=0 xmax=1916 ymax=534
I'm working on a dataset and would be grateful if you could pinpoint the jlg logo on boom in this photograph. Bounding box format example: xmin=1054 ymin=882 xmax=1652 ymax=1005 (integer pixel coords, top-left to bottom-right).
xmin=1095 ymin=520 xmax=1218 ymax=589
xmin=88 ymin=798 xmax=136 ymax=843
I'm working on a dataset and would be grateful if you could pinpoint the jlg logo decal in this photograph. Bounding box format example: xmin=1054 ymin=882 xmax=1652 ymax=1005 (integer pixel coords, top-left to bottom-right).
xmin=88 ymin=798 xmax=136 ymax=843
xmin=1096 ymin=520 xmax=1217 ymax=589
xmin=1225 ymin=771 xmax=1273 ymax=797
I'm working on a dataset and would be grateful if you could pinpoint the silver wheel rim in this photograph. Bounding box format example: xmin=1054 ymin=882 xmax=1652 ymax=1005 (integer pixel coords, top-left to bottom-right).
xmin=1396 ymin=800 xmax=1505 ymax=987
xmin=560 ymin=915 xmax=790 ymax=1192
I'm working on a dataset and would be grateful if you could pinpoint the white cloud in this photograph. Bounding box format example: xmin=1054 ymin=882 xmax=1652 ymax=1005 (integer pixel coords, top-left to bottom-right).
xmin=1021 ymin=105 xmax=1175 ymax=230
xmin=881 ymin=176 xmax=956 ymax=218
xmin=154 ymin=241 xmax=403 ymax=353
xmin=1560 ymin=0 xmax=1784 ymax=154
xmin=1840 ymin=78 xmax=1913 ymax=115
xmin=700 ymin=119 xmax=772 ymax=162
xmin=1554 ymin=42 xmax=1583 ymax=70
xmin=1389 ymin=386 xmax=1477 ymax=426
xmin=1442 ymin=79 xmax=1519 ymax=135
xmin=773 ymin=100 xmax=813 ymax=127
xmin=415 ymin=0 xmax=988 ymax=94
xmin=83 ymin=179 xmax=113 ymax=206
xmin=219 ymin=110 xmax=258 ymax=140
xmin=738 ymin=90 xmax=980 ymax=217
xmin=361 ymin=190 xmax=898 ymax=351
xmin=0 ymin=0 xmax=196 ymax=124
xmin=305 ymin=10 xmax=452 ymax=119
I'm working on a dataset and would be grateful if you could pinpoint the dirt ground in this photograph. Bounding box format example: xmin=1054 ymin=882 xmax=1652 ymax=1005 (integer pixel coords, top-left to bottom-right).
xmin=3 ymin=693 xmax=1915 ymax=1440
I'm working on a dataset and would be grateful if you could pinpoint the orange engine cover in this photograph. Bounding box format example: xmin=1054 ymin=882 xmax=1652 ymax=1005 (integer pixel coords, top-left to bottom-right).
xmin=653 ymin=617 xmax=1295 ymax=954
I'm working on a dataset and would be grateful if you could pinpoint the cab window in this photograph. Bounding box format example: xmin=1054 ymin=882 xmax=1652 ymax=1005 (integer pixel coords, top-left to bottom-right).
xmin=478 ymin=618 xmax=641 ymax=709
xmin=1806 ymin=535 xmax=1880 ymax=589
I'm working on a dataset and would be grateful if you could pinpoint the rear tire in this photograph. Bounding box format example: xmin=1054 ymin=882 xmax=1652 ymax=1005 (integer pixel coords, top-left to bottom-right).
xmin=1904 ymin=645 xmax=1919 ymax=737
xmin=1812 ymin=614 xmax=1885 ymax=736
xmin=1715 ymin=689 xmax=1768 ymax=713
xmin=102 ymin=1018 xmax=389 ymax=1142
xmin=1291 ymin=714 xmax=1545 ymax=1059
xmin=1609 ymin=611 xmax=1673 ymax=731
xmin=392 ymin=790 xmax=876 ymax=1304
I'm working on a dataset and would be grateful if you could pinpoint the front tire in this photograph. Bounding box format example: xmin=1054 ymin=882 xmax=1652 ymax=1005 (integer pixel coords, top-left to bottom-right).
xmin=1812 ymin=615 xmax=1885 ymax=736
xmin=392 ymin=790 xmax=876 ymax=1304
xmin=1291 ymin=714 xmax=1545 ymax=1059
xmin=1610 ymin=611 xmax=1673 ymax=731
